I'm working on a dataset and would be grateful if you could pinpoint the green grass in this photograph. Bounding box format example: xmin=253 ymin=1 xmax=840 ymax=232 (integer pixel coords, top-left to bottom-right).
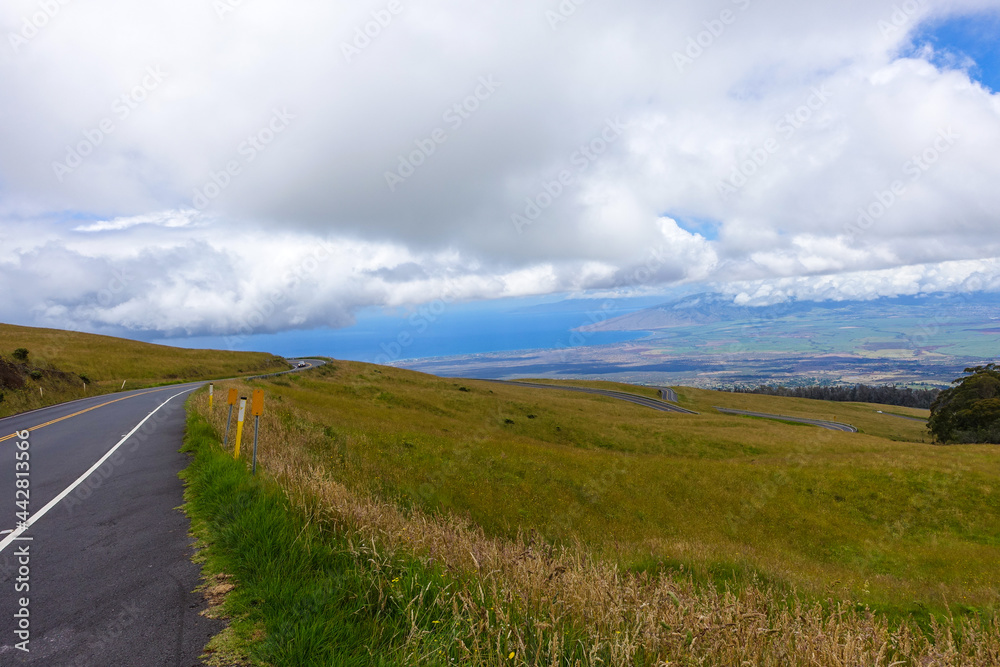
xmin=224 ymin=361 xmax=998 ymax=622
xmin=182 ymin=409 xmax=585 ymax=666
xmin=0 ymin=323 xmax=288 ymax=418
xmin=182 ymin=411 xmax=408 ymax=666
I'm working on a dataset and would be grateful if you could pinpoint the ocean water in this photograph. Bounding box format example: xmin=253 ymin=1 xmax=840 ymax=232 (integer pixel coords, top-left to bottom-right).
xmin=153 ymin=296 xmax=657 ymax=362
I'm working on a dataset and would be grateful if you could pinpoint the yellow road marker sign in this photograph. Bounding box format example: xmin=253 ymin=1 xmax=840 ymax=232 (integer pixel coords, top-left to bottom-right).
xmin=251 ymin=389 xmax=264 ymax=417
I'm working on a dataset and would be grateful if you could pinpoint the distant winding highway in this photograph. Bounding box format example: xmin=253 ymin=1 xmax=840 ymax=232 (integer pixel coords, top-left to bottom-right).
xmin=479 ymin=380 xmax=866 ymax=430
xmin=483 ymin=380 xmax=700 ymax=414
xmin=875 ymin=411 xmax=927 ymax=423
xmin=658 ymin=387 xmax=680 ymax=402
xmin=713 ymin=407 xmax=858 ymax=432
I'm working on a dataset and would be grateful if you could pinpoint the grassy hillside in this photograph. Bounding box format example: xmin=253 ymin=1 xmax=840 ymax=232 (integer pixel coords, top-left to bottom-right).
xmin=196 ymin=364 xmax=994 ymax=612
xmin=183 ymin=361 xmax=1000 ymax=664
xmin=0 ymin=323 xmax=288 ymax=418
xmin=524 ymin=378 xmax=931 ymax=441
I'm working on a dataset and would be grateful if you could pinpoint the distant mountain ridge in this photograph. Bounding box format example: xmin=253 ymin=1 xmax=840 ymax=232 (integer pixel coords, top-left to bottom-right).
xmin=578 ymin=291 xmax=1000 ymax=333
xmin=578 ymin=292 xmax=779 ymax=331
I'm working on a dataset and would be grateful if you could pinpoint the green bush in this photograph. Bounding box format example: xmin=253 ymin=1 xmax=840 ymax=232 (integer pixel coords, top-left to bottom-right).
xmin=12 ymin=348 xmax=28 ymax=361
xmin=928 ymin=364 xmax=1000 ymax=444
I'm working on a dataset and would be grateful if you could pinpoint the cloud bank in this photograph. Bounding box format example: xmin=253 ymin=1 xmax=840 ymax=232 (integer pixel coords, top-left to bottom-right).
xmin=2 ymin=0 xmax=999 ymax=336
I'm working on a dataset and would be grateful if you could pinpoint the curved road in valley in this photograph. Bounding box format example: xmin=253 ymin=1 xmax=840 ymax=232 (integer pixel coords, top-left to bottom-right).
xmin=0 ymin=359 xmax=323 ymax=664
xmin=479 ymin=380 xmax=861 ymax=429
xmin=483 ymin=380 xmax=700 ymax=414
xmin=713 ymin=407 xmax=858 ymax=432
xmin=875 ymin=411 xmax=928 ymax=423
xmin=658 ymin=387 xmax=680 ymax=403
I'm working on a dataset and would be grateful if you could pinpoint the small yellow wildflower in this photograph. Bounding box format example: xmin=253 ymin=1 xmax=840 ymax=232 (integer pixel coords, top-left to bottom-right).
xmin=508 ymin=652 xmax=515 ymax=660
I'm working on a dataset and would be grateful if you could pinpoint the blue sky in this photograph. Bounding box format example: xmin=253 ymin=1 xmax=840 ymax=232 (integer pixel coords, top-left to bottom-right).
xmin=668 ymin=215 xmax=722 ymax=242
xmin=2 ymin=0 xmax=1000 ymax=360
xmin=910 ymin=10 xmax=1000 ymax=92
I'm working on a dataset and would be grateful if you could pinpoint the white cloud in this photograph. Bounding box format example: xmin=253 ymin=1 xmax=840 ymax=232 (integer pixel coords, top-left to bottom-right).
xmin=1 ymin=219 xmax=677 ymax=336
xmin=724 ymin=258 xmax=1000 ymax=306
xmin=1 ymin=0 xmax=1000 ymax=335
xmin=73 ymin=209 xmax=199 ymax=232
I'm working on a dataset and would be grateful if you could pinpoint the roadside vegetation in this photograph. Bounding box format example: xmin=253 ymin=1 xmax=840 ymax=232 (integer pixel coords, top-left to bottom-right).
xmin=0 ymin=323 xmax=287 ymax=418
xmin=183 ymin=360 xmax=1000 ymax=665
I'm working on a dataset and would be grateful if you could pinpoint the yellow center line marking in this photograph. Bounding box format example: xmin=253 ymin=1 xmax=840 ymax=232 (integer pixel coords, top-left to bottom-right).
xmin=0 ymin=386 xmax=184 ymax=443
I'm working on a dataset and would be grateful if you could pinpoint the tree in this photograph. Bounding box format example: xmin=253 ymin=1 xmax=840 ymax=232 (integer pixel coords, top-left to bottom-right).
xmin=728 ymin=382 xmax=940 ymax=409
xmin=928 ymin=364 xmax=1000 ymax=444
xmin=12 ymin=348 xmax=28 ymax=361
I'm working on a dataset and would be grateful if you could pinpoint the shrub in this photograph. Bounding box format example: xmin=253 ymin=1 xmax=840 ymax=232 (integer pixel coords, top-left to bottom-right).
xmin=12 ymin=348 xmax=29 ymax=361
xmin=928 ymin=364 xmax=1000 ymax=444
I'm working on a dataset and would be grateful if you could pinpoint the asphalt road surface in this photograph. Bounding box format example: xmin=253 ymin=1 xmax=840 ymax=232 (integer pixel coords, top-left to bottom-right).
xmin=484 ymin=380 xmax=700 ymax=414
xmin=875 ymin=410 xmax=928 ymax=422
xmin=713 ymin=407 xmax=858 ymax=432
xmin=0 ymin=359 xmax=324 ymax=665
xmin=658 ymin=387 xmax=680 ymax=403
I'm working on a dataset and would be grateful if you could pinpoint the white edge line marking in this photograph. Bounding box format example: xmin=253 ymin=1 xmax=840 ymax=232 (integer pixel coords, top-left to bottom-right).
xmin=0 ymin=388 xmax=196 ymax=554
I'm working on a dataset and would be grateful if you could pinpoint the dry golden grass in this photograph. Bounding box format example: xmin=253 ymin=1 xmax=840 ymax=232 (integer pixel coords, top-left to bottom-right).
xmin=191 ymin=377 xmax=1000 ymax=666
xmin=210 ymin=362 xmax=999 ymax=614
xmin=0 ymin=323 xmax=286 ymax=383
xmin=0 ymin=322 xmax=287 ymax=418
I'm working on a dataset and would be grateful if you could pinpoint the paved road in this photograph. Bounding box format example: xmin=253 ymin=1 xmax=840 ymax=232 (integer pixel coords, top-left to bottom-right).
xmin=658 ymin=387 xmax=680 ymax=403
xmin=0 ymin=360 xmax=323 ymax=665
xmin=713 ymin=407 xmax=858 ymax=432
xmin=875 ymin=411 xmax=928 ymax=423
xmin=483 ymin=380 xmax=700 ymax=414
